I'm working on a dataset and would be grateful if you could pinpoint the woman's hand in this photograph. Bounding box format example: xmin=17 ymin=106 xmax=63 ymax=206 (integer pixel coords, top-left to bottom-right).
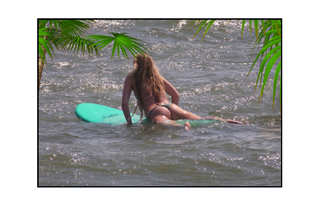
xmin=163 ymin=77 xmax=180 ymax=105
xmin=122 ymin=75 xmax=133 ymax=124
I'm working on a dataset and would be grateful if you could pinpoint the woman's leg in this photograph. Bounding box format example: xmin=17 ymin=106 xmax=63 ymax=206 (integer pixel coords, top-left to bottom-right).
xmin=152 ymin=114 xmax=170 ymax=123
xmin=169 ymin=104 xmax=202 ymax=120
xmin=203 ymin=116 xmax=243 ymax=124
xmin=152 ymin=115 xmax=191 ymax=129
xmin=150 ymin=106 xmax=191 ymax=129
xmin=169 ymin=104 xmax=242 ymax=124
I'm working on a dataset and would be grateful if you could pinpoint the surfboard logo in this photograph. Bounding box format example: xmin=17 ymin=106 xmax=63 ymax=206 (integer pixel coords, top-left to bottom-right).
xmin=103 ymin=114 xmax=119 ymax=119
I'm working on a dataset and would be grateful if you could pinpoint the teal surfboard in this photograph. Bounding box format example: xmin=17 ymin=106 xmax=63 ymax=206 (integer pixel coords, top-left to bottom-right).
xmin=75 ymin=103 xmax=217 ymax=126
xmin=75 ymin=103 xmax=143 ymax=125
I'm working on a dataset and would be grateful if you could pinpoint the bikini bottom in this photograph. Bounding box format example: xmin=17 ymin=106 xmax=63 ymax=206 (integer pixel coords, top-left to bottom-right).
xmin=147 ymin=103 xmax=172 ymax=121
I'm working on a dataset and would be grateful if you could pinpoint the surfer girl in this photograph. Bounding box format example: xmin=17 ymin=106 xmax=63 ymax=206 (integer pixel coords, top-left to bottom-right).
xmin=121 ymin=54 xmax=242 ymax=129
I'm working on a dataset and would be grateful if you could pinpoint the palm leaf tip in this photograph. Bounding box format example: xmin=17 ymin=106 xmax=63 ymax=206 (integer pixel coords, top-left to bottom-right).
xmin=273 ymin=60 xmax=281 ymax=109
xmin=241 ymin=20 xmax=246 ymax=40
xmin=201 ymin=20 xmax=215 ymax=42
xmin=192 ymin=20 xmax=209 ymax=41
xmin=86 ymin=33 xmax=148 ymax=60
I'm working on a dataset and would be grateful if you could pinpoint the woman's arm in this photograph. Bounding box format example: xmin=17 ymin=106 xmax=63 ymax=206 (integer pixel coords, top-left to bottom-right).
xmin=122 ymin=75 xmax=133 ymax=124
xmin=163 ymin=77 xmax=180 ymax=105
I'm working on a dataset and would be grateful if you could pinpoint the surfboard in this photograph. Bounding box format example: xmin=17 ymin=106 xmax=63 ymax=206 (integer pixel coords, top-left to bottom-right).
xmin=75 ymin=103 xmax=217 ymax=126
xmin=75 ymin=103 xmax=142 ymax=125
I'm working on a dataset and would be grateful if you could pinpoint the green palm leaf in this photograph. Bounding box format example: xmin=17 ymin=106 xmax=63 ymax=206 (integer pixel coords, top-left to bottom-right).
xmin=201 ymin=20 xmax=215 ymax=42
xmin=248 ymin=20 xmax=282 ymax=110
xmin=39 ymin=28 xmax=54 ymax=64
xmin=86 ymin=33 xmax=148 ymax=60
xmin=112 ymin=38 xmax=119 ymax=59
xmin=267 ymin=35 xmax=281 ymax=42
xmin=39 ymin=20 xmax=93 ymax=37
xmin=192 ymin=20 xmax=209 ymax=40
xmin=117 ymin=40 xmax=129 ymax=60
xmin=255 ymin=44 xmax=281 ymax=91
xmin=241 ymin=20 xmax=246 ymax=40
xmin=272 ymin=20 xmax=281 ymax=37
xmin=39 ymin=20 xmax=62 ymax=30
xmin=38 ymin=20 xmax=99 ymax=61
xmin=186 ymin=20 xmax=202 ymax=33
xmin=246 ymin=38 xmax=281 ymax=79
xmin=45 ymin=29 xmax=67 ymax=51
xmin=86 ymin=35 xmax=115 ymax=49
xmin=60 ymin=20 xmax=91 ymax=37
xmin=258 ymin=50 xmax=281 ymax=103
xmin=188 ymin=19 xmax=282 ymax=112
xmin=63 ymin=36 xmax=100 ymax=57
xmin=39 ymin=27 xmax=51 ymax=39
xmin=115 ymin=36 xmax=134 ymax=60
xmin=273 ymin=60 xmax=281 ymax=109
xmin=191 ymin=20 xmax=217 ymax=41
xmin=116 ymin=33 xmax=148 ymax=54
xmin=279 ymin=77 xmax=281 ymax=113
xmin=265 ymin=29 xmax=282 ymax=36
xmin=254 ymin=20 xmax=259 ymax=40
xmin=187 ymin=20 xmax=216 ymax=42
xmin=261 ymin=20 xmax=266 ymax=34
xmin=251 ymin=21 xmax=273 ymax=50
xmin=260 ymin=43 xmax=281 ymax=69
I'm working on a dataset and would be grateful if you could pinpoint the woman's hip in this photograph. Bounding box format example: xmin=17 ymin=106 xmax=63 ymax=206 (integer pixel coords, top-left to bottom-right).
xmin=147 ymin=106 xmax=172 ymax=121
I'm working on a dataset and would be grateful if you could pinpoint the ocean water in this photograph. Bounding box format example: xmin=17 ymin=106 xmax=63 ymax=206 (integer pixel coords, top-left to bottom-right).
xmin=38 ymin=20 xmax=281 ymax=186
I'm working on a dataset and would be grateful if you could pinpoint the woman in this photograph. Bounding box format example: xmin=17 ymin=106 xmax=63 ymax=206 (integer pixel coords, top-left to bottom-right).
xmin=122 ymin=54 xmax=242 ymax=129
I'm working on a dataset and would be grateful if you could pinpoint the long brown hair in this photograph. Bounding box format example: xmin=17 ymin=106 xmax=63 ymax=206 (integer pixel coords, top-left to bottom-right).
xmin=130 ymin=54 xmax=164 ymax=117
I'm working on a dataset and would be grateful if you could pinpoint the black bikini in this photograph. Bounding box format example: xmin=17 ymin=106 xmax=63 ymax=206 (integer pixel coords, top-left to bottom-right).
xmin=147 ymin=103 xmax=172 ymax=121
xmin=133 ymin=91 xmax=172 ymax=121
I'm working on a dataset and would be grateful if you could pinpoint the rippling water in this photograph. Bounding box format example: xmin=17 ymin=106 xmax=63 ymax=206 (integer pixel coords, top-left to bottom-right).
xmin=39 ymin=20 xmax=281 ymax=186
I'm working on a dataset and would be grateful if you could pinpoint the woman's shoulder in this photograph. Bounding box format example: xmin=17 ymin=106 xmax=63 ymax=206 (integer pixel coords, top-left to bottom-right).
xmin=125 ymin=74 xmax=134 ymax=82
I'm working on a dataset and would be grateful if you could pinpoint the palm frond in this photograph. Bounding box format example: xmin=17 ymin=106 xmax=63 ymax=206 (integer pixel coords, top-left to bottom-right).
xmin=279 ymin=77 xmax=281 ymax=114
xmin=188 ymin=19 xmax=282 ymax=111
xmin=40 ymin=20 xmax=91 ymax=37
xmin=45 ymin=29 xmax=68 ymax=51
xmin=111 ymin=33 xmax=148 ymax=59
xmin=186 ymin=20 xmax=216 ymax=42
xmin=251 ymin=22 xmax=272 ymax=50
xmin=247 ymin=19 xmax=282 ymax=108
xmin=265 ymin=29 xmax=281 ymax=36
xmin=39 ymin=20 xmax=62 ymax=30
xmin=60 ymin=20 xmax=90 ymax=37
xmin=86 ymin=35 xmax=115 ymax=49
xmin=191 ymin=20 xmax=211 ymax=41
xmin=272 ymin=20 xmax=281 ymax=37
xmin=256 ymin=44 xmax=281 ymax=88
xmin=258 ymin=50 xmax=281 ymax=103
xmin=246 ymin=38 xmax=281 ymax=79
xmin=185 ymin=20 xmax=202 ymax=33
xmin=273 ymin=60 xmax=281 ymax=109
xmin=241 ymin=20 xmax=246 ymax=40
xmin=38 ymin=28 xmax=54 ymax=64
xmin=254 ymin=20 xmax=260 ymax=40
xmin=261 ymin=20 xmax=266 ymax=34
xmin=86 ymin=33 xmax=148 ymax=60
xmin=62 ymin=36 xmax=100 ymax=57
xmin=201 ymin=20 xmax=216 ymax=42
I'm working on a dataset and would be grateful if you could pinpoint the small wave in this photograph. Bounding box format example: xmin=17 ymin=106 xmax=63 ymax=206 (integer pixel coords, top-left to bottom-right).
xmin=52 ymin=62 xmax=71 ymax=69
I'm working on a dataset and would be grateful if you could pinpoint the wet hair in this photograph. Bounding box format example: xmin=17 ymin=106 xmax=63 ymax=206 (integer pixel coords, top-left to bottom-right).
xmin=130 ymin=54 xmax=164 ymax=117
